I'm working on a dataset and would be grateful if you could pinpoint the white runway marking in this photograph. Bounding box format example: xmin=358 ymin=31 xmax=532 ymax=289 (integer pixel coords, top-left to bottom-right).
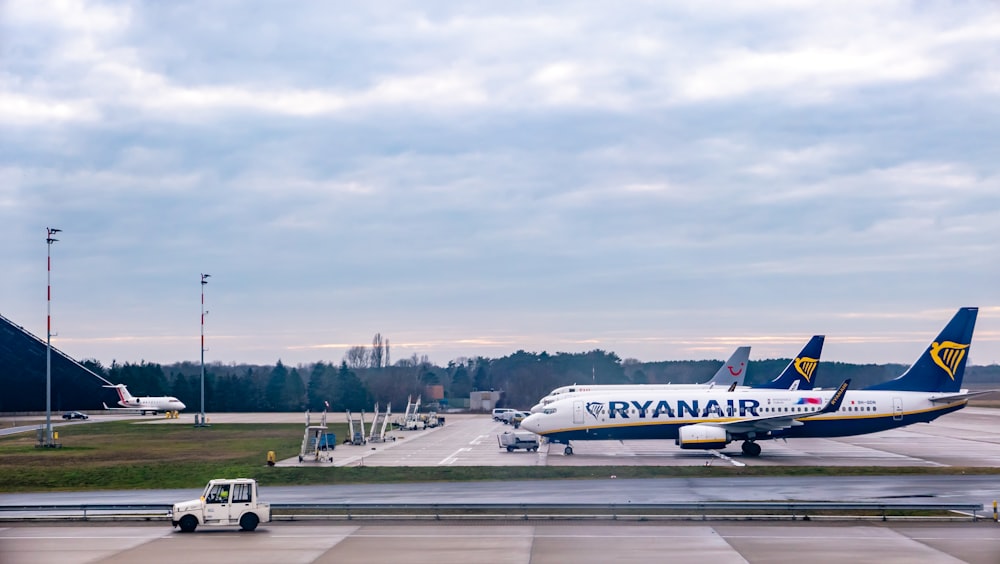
xmin=439 ymin=447 xmax=471 ymax=465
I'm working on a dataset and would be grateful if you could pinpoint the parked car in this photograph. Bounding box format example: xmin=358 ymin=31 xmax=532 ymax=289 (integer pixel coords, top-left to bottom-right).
xmin=510 ymin=411 xmax=531 ymax=428
xmin=62 ymin=411 xmax=88 ymax=420
xmin=492 ymin=408 xmax=515 ymax=422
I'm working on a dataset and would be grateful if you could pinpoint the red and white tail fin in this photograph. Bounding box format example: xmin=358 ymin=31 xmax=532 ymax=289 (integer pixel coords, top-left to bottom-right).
xmin=103 ymin=384 xmax=135 ymax=407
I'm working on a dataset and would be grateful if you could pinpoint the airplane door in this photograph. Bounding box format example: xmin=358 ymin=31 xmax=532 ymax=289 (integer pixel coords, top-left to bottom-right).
xmin=573 ymin=401 xmax=584 ymax=425
xmin=893 ymin=397 xmax=903 ymax=421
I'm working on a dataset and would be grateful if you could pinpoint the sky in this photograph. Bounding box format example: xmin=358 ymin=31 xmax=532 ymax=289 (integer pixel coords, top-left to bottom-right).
xmin=1 ymin=1 xmax=999 ymax=369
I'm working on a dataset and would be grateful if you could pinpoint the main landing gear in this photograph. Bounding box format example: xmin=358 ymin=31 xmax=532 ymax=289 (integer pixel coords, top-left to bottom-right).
xmin=741 ymin=441 xmax=761 ymax=457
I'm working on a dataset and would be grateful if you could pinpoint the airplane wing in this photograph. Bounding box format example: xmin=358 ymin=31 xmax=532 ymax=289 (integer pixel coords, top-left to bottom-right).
xmin=718 ymin=379 xmax=851 ymax=436
xmin=928 ymin=390 xmax=994 ymax=403
xmin=102 ymin=402 xmax=162 ymax=413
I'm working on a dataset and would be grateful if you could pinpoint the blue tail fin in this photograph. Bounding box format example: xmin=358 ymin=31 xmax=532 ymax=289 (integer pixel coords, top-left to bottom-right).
xmin=754 ymin=335 xmax=824 ymax=390
xmin=866 ymin=307 xmax=978 ymax=393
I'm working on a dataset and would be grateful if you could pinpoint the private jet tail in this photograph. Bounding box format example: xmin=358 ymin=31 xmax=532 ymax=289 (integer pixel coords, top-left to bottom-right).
xmin=703 ymin=346 xmax=751 ymax=386
xmin=103 ymin=384 xmax=135 ymax=407
xmin=866 ymin=307 xmax=978 ymax=393
xmin=754 ymin=335 xmax=824 ymax=390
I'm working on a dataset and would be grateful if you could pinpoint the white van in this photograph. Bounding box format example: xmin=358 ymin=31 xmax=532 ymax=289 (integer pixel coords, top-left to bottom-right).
xmin=492 ymin=408 xmax=515 ymax=421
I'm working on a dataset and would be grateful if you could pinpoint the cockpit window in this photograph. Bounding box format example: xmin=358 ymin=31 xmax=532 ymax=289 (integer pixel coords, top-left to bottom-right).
xmin=543 ymin=408 xmax=556 ymax=415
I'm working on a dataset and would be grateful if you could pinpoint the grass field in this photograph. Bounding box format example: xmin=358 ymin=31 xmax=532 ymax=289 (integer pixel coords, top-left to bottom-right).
xmin=2 ymin=421 xmax=1000 ymax=493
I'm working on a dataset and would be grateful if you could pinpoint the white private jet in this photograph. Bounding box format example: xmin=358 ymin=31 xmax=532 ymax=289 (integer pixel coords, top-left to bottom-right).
xmin=521 ymin=308 xmax=979 ymax=457
xmin=102 ymin=384 xmax=186 ymax=415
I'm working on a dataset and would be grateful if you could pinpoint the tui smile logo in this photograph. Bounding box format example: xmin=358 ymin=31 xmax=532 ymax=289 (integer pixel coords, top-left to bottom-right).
xmin=794 ymin=356 xmax=818 ymax=382
xmin=585 ymin=402 xmax=605 ymax=420
xmin=930 ymin=341 xmax=969 ymax=380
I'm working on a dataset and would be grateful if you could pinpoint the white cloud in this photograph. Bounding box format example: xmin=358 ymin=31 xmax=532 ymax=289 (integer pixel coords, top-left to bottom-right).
xmin=0 ymin=92 xmax=98 ymax=124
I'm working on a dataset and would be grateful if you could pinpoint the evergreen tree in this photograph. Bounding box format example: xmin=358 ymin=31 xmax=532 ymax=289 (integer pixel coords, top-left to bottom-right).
xmin=286 ymin=367 xmax=306 ymax=411
xmin=265 ymin=360 xmax=289 ymax=411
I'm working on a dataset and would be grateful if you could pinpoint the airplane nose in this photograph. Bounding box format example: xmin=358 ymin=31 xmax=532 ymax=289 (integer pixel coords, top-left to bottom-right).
xmin=520 ymin=414 xmax=541 ymax=432
xmin=178 ymin=402 xmax=187 ymax=410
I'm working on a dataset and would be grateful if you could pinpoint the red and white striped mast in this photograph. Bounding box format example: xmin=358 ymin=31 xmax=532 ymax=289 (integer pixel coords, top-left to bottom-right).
xmin=45 ymin=227 xmax=61 ymax=446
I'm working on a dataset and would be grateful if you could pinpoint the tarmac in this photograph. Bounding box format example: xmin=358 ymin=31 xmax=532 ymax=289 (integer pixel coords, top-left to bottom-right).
xmin=2 ymin=521 xmax=998 ymax=564
xmin=267 ymin=406 xmax=1000 ymax=468
xmin=5 ymin=406 xmax=1000 ymax=468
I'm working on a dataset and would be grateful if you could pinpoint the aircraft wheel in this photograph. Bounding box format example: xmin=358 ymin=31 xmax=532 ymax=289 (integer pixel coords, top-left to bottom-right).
xmin=564 ymin=445 xmax=574 ymax=455
xmin=178 ymin=515 xmax=198 ymax=533
xmin=239 ymin=512 xmax=259 ymax=532
xmin=741 ymin=441 xmax=761 ymax=457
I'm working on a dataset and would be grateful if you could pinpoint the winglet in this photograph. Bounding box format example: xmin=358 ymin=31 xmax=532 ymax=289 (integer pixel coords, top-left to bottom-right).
xmin=818 ymin=379 xmax=850 ymax=414
xmin=727 ymin=381 xmax=737 ymax=392
xmin=102 ymin=402 xmax=111 ymax=410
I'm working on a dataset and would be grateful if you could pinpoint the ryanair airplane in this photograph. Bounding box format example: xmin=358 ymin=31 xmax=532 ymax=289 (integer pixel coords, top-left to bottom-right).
xmin=520 ymin=308 xmax=978 ymax=457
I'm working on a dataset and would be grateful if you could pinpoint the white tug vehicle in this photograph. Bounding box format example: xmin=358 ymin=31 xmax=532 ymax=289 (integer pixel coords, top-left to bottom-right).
xmin=170 ymin=478 xmax=271 ymax=532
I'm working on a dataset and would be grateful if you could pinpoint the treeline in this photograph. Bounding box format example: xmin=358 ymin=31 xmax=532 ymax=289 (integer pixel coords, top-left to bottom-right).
xmin=5 ymin=339 xmax=1000 ymax=413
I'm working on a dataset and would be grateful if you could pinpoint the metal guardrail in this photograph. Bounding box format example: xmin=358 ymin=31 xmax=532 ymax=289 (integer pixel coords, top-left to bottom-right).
xmin=0 ymin=502 xmax=985 ymax=522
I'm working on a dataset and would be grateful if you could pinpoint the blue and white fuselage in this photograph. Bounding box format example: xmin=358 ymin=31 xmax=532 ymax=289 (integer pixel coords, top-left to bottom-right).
xmin=520 ymin=387 xmax=967 ymax=445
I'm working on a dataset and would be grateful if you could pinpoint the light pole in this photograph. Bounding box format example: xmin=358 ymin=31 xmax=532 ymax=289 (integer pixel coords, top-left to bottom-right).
xmin=197 ymin=273 xmax=210 ymax=427
xmin=45 ymin=227 xmax=61 ymax=447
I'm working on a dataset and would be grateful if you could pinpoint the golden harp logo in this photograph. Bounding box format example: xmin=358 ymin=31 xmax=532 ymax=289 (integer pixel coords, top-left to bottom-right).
xmin=930 ymin=341 xmax=969 ymax=380
xmin=794 ymin=356 xmax=819 ymax=382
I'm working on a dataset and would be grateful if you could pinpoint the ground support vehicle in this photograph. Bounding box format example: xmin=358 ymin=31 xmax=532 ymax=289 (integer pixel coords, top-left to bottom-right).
xmin=170 ymin=478 xmax=270 ymax=533
xmin=498 ymin=431 xmax=540 ymax=452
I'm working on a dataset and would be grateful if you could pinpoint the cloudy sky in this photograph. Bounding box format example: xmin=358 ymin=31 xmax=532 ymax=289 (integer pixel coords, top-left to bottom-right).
xmin=2 ymin=1 xmax=998 ymax=369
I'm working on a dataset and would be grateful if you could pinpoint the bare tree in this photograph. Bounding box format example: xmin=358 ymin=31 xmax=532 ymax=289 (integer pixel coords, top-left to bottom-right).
xmin=370 ymin=333 xmax=385 ymax=369
xmin=344 ymin=345 xmax=369 ymax=369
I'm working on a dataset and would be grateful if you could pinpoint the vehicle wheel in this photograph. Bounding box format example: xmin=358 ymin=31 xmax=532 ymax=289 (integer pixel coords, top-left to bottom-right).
xmin=564 ymin=446 xmax=573 ymax=455
xmin=239 ymin=512 xmax=259 ymax=532
xmin=741 ymin=441 xmax=761 ymax=457
xmin=531 ymin=447 xmax=538 ymax=452
xmin=507 ymin=446 xmax=514 ymax=452
xmin=178 ymin=515 xmax=198 ymax=533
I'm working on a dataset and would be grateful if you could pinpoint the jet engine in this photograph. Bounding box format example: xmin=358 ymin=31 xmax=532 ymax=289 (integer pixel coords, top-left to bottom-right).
xmin=675 ymin=424 xmax=730 ymax=449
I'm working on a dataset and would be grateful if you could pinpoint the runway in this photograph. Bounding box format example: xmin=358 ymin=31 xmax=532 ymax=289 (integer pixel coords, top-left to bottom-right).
xmin=2 ymin=522 xmax=999 ymax=564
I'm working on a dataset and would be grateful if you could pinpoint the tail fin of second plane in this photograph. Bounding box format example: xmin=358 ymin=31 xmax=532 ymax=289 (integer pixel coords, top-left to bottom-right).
xmin=103 ymin=384 xmax=135 ymax=406
xmin=755 ymin=335 xmax=824 ymax=390
xmin=866 ymin=307 xmax=978 ymax=393
xmin=704 ymin=346 xmax=751 ymax=386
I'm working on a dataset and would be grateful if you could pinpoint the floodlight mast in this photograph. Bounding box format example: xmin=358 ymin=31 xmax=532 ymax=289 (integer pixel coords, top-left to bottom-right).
xmin=198 ymin=273 xmax=210 ymax=426
xmin=45 ymin=227 xmax=61 ymax=447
